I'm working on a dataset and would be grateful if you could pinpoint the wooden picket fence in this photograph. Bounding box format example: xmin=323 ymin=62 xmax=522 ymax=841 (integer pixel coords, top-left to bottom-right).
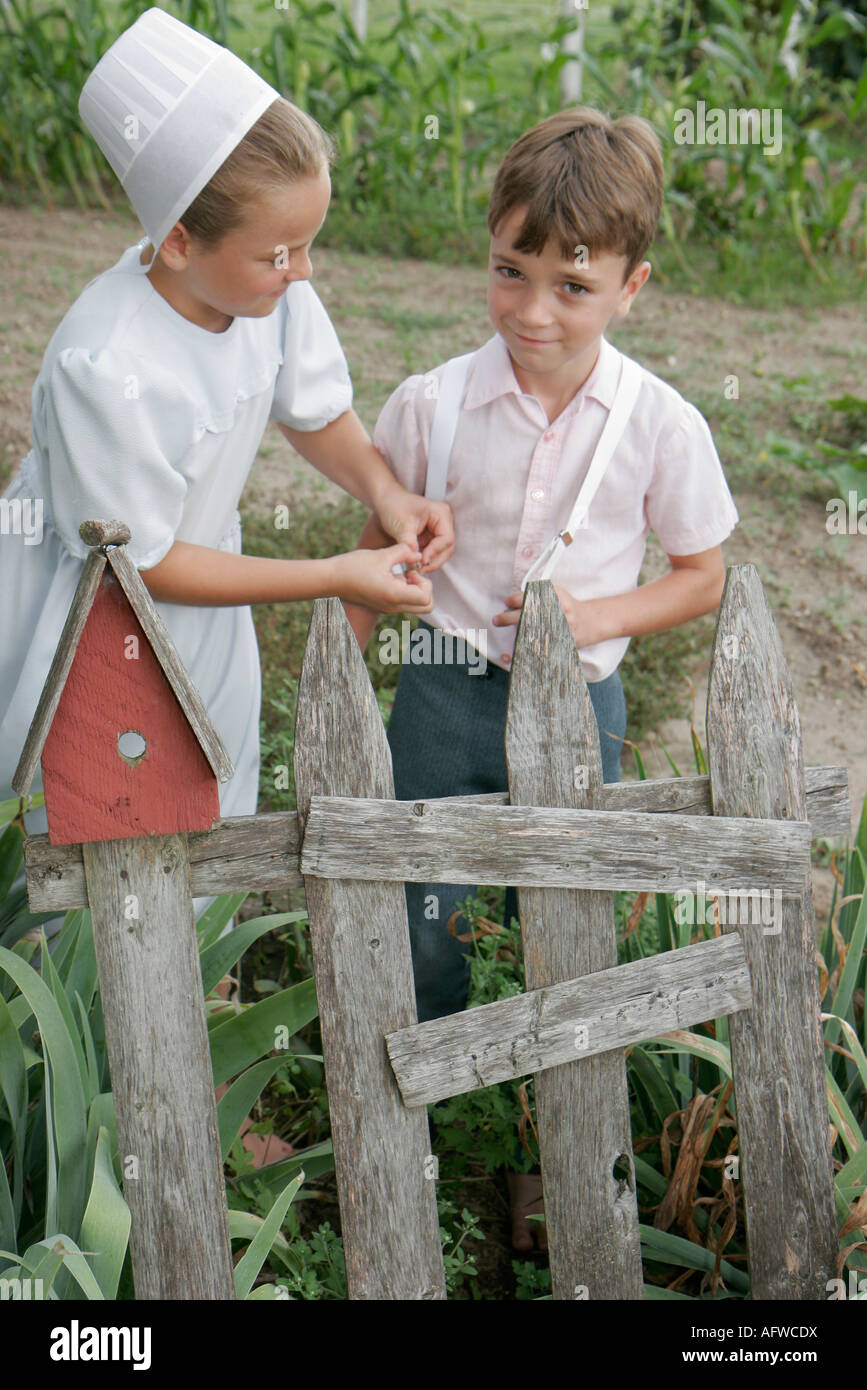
xmin=22 ymin=561 xmax=851 ymax=1300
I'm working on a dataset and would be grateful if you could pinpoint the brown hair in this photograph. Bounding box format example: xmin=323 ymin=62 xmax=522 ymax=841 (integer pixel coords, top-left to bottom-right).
xmin=178 ymin=97 xmax=335 ymax=247
xmin=487 ymin=107 xmax=664 ymax=279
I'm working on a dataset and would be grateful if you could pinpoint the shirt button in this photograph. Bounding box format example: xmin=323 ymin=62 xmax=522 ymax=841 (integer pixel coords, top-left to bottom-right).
xmin=502 ymin=654 xmax=512 ymax=666
xmin=521 ymin=545 xmax=534 ymax=558
xmin=544 ymin=431 xmax=555 ymax=443
xmin=530 ymin=488 xmax=545 ymax=502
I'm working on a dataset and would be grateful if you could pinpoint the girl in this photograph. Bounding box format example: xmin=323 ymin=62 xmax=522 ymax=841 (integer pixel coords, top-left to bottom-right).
xmin=0 ymin=7 xmax=453 ymax=846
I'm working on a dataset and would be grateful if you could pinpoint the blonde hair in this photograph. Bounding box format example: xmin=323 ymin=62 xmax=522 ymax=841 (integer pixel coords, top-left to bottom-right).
xmin=487 ymin=107 xmax=664 ymax=279
xmin=179 ymin=97 xmax=335 ymax=246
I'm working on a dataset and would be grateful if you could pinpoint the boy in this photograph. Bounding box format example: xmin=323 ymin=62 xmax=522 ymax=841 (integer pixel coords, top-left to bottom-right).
xmin=344 ymin=107 xmax=739 ymax=1248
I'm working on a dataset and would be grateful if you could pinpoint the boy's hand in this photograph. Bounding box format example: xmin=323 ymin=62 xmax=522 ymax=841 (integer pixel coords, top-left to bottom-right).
xmin=373 ymin=482 xmax=455 ymax=573
xmin=332 ymin=543 xmax=434 ymax=614
xmin=492 ymin=588 xmax=608 ymax=648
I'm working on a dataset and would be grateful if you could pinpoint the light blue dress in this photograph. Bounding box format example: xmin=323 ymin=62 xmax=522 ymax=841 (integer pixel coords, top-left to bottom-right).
xmin=0 ymin=237 xmax=352 ymax=915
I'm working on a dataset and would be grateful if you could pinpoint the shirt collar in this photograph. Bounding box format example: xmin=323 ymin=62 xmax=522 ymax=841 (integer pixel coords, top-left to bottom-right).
xmin=464 ymin=332 xmax=622 ymax=414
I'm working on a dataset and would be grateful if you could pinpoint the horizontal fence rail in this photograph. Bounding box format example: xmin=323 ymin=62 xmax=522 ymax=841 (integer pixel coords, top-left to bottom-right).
xmin=385 ymin=933 xmax=753 ymax=1107
xmin=20 ymin=765 xmax=849 ymax=913
xmin=299 ymin=799 xmax=812 ymax=893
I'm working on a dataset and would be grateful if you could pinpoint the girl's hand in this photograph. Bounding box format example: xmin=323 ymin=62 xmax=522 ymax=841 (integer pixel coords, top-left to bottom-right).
xmin=332 ymin=542 xmax=434 ymax=613
xmin=492 ymin=587 xmax=609 ymax=647
xmin=374 ymin=483 xmax=455 ymax=572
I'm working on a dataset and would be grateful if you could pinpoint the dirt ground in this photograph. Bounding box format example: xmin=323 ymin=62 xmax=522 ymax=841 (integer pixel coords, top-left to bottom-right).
xmin=2 ymin=203 xmax=865 ymax=921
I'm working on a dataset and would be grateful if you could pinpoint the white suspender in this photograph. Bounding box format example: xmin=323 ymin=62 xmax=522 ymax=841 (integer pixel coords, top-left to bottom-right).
xmin=424 ymin=345 xmax=643 ymax=587
xmin=424 ymin=352 xmax=476 ymax=502
xmin=520 ymin=353 xmax=643 ymax=588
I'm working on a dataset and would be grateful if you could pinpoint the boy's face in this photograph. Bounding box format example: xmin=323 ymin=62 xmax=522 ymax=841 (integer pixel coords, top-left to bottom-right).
xmin=487 ymin=206 xmax=650 ymax=392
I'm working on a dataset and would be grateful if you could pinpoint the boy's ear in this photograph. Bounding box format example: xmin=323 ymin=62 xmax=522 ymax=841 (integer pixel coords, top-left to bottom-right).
xmin=615 ymin=260 xmax=651 ymax=318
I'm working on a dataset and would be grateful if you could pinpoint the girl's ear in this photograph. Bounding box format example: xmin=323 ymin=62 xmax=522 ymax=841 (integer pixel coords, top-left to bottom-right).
xmin=155 ymin=222 xmax=197 ymax=271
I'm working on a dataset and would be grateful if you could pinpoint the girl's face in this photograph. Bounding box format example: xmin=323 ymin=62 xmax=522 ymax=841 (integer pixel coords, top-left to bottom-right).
xmin=152 ymin=166 xmax=332 ymax=332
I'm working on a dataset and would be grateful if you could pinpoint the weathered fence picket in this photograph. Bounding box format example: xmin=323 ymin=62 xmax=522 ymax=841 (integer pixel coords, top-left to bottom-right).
xmin=504 ymin=582 xmax=643 ymax=1298
xmin=293 ymin=600 xmax=445 ymax=1300
xmin=706 ymin=567 xmax=839 ymax=1298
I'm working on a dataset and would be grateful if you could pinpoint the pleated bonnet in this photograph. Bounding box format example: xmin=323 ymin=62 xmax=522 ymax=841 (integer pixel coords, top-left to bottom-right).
xmin=79 ymin=7 xmax=281 ymax=251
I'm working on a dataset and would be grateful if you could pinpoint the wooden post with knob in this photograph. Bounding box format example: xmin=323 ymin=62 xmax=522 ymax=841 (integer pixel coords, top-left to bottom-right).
xmin=13 ymin=520 xmax=236 ymax=1299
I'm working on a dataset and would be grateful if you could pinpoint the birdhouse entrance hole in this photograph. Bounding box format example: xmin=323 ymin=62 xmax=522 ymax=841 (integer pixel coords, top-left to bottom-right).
xmin=117 ymin=730 xmax=147 ymax=766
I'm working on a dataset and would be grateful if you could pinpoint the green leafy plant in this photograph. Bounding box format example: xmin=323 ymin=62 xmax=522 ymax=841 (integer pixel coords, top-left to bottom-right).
xmin=0 ymin=821 xmax=323 ymax=1298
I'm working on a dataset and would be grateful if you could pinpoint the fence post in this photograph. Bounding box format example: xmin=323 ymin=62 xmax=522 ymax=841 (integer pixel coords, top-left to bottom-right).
xmin=505 ymin=581 xmax=643 ymax=1299
xmin=707 ymin=564 xmax=838 ymax=1298
xmin=294 ymin=599 xmax=446 ymax=1299
xmin=82 ymin=833 xmax=236 ymax=1300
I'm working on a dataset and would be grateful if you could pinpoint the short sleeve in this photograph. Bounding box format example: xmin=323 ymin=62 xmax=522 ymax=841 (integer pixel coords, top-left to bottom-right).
xmin=372 ymin=374 xmax=429 ymax=495
xmin=36 ymin=347 xmax=196 ymax=570
xmin=644 ymin=400 xmax=739 ymax=555
xmin=269 ymin=281 xmax=353 ymax=431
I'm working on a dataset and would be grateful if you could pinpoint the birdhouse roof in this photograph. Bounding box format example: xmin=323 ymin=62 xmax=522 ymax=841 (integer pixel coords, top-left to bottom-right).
xmin=12 ymin=519 xmax=234 ymax=795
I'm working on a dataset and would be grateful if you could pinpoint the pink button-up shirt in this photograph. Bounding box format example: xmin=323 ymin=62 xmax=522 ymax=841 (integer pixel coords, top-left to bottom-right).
xmin=375 ymin=332 xmax=739 ymax=681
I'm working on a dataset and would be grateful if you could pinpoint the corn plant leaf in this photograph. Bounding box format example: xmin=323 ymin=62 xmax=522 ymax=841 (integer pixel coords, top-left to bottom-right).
xmin=234 ymin=1173 xmax=303 ymax=1300
xmin=85 ymin=1093 xmax=119 ymax=1176
xmin=0 ymin=1151 xmax=14 ymax=1260
xmin=639 ymin=1223 xmax=750 ymax=1293
xmin=0 ymin=822 xmax=24 ymax=899
xmin=0 ymin=989 xmax=27 ymax=1237
xmin=826 ymin=1070 xmax=863 ymax=1158
xmin=199 ymin=911 xmax=306 ymax=998
xmin=0 ymin=947 xmax=88 ymax=1238
xmin=217 ymin=1058 xmax=284 ymax=1159
xmin=632 ymin=1154 xmax=668 ymax=1199
xmin=249 ymin=1140 xmax=334 ymax=1195
xmin=29 ymin=1235 xmax=104 ymax=1300
xmin=78 ymin=1126 xmax=130 ymax=1300
xmin=44 ymin=1045 xmax=58 ymax=1238
xmin=196 ymin=894 xmax=249 ymax=949
xmin=690 ymin=728 xmax=707 ymax=776
xmin=643 ymin=1030 xmax=733 ymax=1078
xmin=627 ymin=1044 xmax=680 ymax=1125
xmin=856 ymin=796 xmax=867 ymax=861
xmin=0 ymin=796 xmax=42 ymax=829
xmin=62 ymin=913 xmax=99 ymax=1016
xmin=74 ymin=994 xmax=101 ymax=1104
xmin=38 ymin=931 xmax=89 ymax=1099
xmin=14 ymin=1239 xmax=66 ymax=1296
xmin=228 ymin=1209 xmax=299 ymax=1274
xmin=49 ymin=910 xmax=87 ymax=984
xmin=824 ymin=1014 xmax=867 ymax=1094
xmin=837 ymin=1140 xmax=867 ymax=1191
xmin=826 ymin=886 xmax=867 ymax=1048
xmin=658 ymin=737 xmax=681 ymax=778
xmin=209 ymin=979 xmax=318 ymax=1087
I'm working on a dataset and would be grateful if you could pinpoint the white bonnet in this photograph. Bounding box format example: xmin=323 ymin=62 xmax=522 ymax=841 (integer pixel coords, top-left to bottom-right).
xmin=79 ymin=6 xmax=281 ymax=251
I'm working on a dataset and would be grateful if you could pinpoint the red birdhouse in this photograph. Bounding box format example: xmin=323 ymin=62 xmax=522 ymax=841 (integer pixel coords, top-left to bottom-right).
xmin=12 ymin=520 xmax=234 ymax=846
